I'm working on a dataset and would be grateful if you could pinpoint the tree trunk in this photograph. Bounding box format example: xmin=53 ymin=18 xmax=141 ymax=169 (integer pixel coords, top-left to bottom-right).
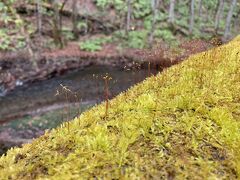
xmin=198 ymin=0 xmax=202 ymax=17
xmin=36 ymin=0 xmax=42 ymax=36
xmin=83 ymin=3 xmax=90 ymax=35
xmin=72 ymin=0 xmax=78 ymax=39
xmin=168 ymin=0 xmax=175 ymax=24
xmin=233 ymin=9 xmax=240 ymax=32
xmin=204 ymin=7 xmax=209 ymax=23
xmin=189 ymin=0 xmax=195 ymax=35
xmin=126 ymin=0 xmax=132 ymax=36
xmin=224 ymin=0 xmax=237 ymax=39
xmin=51 ymin=0 xmax=67 ymax=48
xmin=59 ymin=0 xmax=68 ymax=31
xmin=149 ymin=0 xmax=159 ymax=47
xmin=214 ymin=0 xmax=225 ymax=33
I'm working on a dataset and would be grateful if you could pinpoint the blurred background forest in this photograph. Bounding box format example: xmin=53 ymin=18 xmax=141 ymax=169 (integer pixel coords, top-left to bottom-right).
xmin=0 ymin=0 xmax=239 ymax=52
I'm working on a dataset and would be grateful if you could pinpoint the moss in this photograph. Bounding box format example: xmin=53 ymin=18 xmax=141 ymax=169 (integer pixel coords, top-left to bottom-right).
xmin=0 ymin=36 xmax=240 ymax=179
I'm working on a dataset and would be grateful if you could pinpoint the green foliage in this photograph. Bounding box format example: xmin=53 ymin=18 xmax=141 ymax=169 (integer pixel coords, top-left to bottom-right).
xmin=203 ymin=0 xmax=218 ymax=9
xmin=79 ymin=37 xmax=111 ymax=52
xmin=155 ymin=29 xmax=175 ymax=41
xmin=112 ymin=30 xmax=126 ymax=39
xmin=113 ymin=30 xmax=148 ymax=49
xmin=143 ymin=16 xmax=154 ymax=31
xmin=127 ymin=30 xmax=148 ymax=49
xmin=80 ymin=40 xmax=102 ymax=52
xmin=177 ymin=1 xmax=189 ymax=17
xmin=112 ymin=0 xmax=126 ymax=11
xmin=95 ymin=0 xmax=125 ymax=11
xmin=15 ymin=36 xmax=26 ymax=49
xmin=95 ymin=0 xmax=151 ymax=19
xmin=62 ymin=27 xmax=75 ymax=40
xmin=0 ymin=28 xmax=26 ymax=51
xmin=132 ymin=0 xmax=151 ymax=18
xmin=175 ymin=18 xmax=189 ymax=29
xmin=95 ymin=0 xmax=110 ymax=9
xmin=77 ymin=21 xmax=88 ymax=31
xmin=0 ymin=0 xmax=28 ymax=51
xmin=0 ymin=29 xmax=11 ymax=50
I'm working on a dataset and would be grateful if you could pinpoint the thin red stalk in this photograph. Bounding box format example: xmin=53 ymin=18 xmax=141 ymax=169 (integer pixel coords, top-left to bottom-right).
xmin=64 ymin=91 xmax=70 ymax=133
xmin=104 ymin=78 xmax=109 ymax=118
xmin=77 ymin=95 xmax=82 ymax=126
xmin=148 ymin=62 xmax=151 ymax=77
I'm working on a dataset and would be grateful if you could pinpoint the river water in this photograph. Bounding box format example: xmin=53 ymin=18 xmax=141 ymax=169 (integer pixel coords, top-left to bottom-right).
xmin=0 ymin=65 xmax=149 ymax=155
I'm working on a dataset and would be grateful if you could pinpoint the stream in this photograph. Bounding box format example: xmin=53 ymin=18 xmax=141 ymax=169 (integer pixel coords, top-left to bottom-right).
xmin=0 ymin=65 xmax=149 ymax=155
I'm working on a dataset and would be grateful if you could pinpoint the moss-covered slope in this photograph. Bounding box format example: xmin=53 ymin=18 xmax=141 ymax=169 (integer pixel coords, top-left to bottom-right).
xmin=1 ymin=37 xmax=240 ymax=179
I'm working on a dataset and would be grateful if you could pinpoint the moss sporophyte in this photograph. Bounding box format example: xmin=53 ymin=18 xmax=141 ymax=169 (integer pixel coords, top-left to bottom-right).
xmin=103 ymin=74 xmax=112 ymax=118
xmin=0 ymin=36 xmax=240 ymax=179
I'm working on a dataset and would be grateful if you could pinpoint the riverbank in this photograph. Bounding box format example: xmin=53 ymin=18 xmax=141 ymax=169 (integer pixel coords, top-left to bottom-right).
xmin=0 ymin=39 xmax=213 ymax=95
xmin=0 ymin=102 xmax=93 ymax=155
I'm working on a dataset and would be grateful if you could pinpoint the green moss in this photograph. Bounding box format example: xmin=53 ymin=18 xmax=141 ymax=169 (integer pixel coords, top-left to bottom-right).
xmin=0 ymin=36 xmax=240 ymax=179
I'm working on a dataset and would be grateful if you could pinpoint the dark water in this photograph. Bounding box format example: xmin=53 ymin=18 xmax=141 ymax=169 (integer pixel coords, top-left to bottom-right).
xmin=0 ymin=65 xmax=149 ymax=154
xmin=0 ymin=65 xmax=148 ymax=120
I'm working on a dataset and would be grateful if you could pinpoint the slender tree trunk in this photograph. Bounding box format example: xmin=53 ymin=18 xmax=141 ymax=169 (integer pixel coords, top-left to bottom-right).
xmin=168 ymin=0 xmax=175 ymax=24
xmin=59 ymin=0 xmax=68 ymax=32
xmin=72 ymin=0 xmax=78 ymax=39
xmin=198 ymin=0 xmax=202 ymax=17
xmin=126 ymin=0 xmax=132 ymax=36
xmin=51 ymin=0 xmax=68 ymax=48
xmin=84 ymin=3 xmax=89 ymax=35
xmin=224 ymin=0 xmax=237 ymax=39
xmin=233 ymin=9 xmax=240 ymax=32
xmin=36 ymin=0 xmax=42 ymax=36
xmin=214 ymin=0 xmax=225 ymax=33
xmin=189 ymin=0 xmax=195 ymax=35
xmin=52 ymin=1 xmax=62 ymax=47
xmin=204 ymin=8 xmax=209 ymax=23
xmin=149 ymin=0 xmax=159 ymax=47
xmin=17 ymin=14 xmax=38 ymax=69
